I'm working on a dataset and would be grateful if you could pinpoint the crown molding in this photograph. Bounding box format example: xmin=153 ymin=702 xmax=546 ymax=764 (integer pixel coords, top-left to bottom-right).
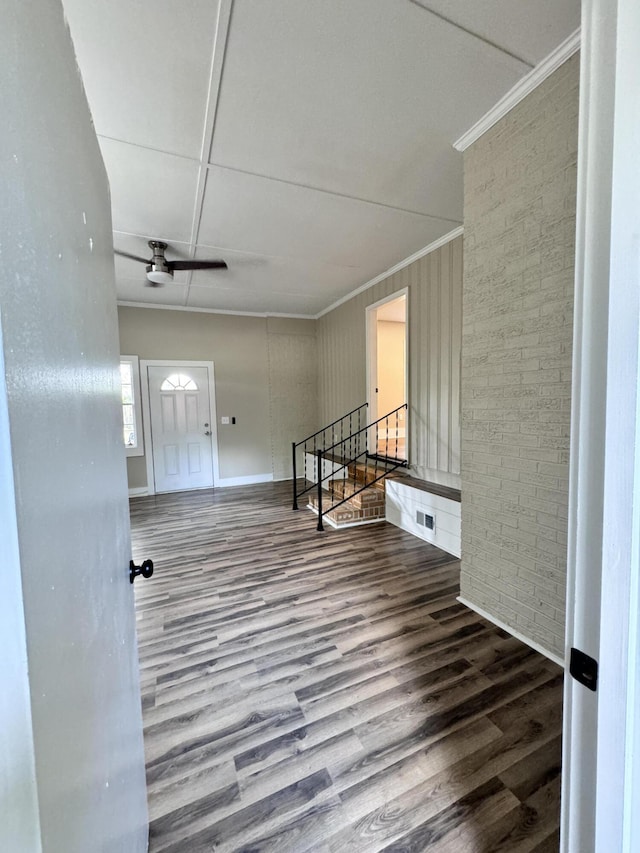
xmin=453 ymin=27 xmax=581 ymax=152
xmin=116 ymin=301 xmax=315 ymax=320
xmin=315 ymin=225 xmax=464 ymax=319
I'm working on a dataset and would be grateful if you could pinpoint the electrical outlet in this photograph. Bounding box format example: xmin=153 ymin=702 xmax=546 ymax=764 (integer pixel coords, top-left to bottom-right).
xmin=221 ymin=416 xmax=230 ymax=425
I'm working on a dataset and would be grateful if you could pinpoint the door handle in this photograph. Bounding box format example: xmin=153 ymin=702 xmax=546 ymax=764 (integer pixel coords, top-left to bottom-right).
xmin=204 ymin=430 xmax=212 ymax=436
xmin=130 ymin=559 xmax=154 ymax=583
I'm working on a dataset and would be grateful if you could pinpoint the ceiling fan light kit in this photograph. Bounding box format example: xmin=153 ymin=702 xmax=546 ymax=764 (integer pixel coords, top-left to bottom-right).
xmin=146 ymin=240 xmax=173 ymax=286
xmin=115 ymin=239 xmax=227 ymax=287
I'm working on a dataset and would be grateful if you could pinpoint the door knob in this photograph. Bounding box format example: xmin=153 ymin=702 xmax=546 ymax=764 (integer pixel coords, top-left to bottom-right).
xmin=130 ymin=559 xmax=154 ymax=583
xmin=204 ymin=430 xmax=212 ymax=436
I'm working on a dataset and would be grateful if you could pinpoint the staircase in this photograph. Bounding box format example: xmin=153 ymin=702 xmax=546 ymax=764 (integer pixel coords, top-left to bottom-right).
xmin=292 ymin=403 xmax=408 ymax=531
xmin=308 ymin=461 xmax=388 ymax=527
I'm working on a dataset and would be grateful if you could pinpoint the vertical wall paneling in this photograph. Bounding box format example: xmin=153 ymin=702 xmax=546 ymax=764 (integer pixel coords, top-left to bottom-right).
xmin=317 ymin=236 xmax=463 ymax=489
xmin=450 ymin=241 xmax=462 ymax=474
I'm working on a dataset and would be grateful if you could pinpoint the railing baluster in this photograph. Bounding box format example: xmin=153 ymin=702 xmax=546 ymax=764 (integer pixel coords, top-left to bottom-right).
xmin=292 ymin=441 xmax=298 ymax=510
xmin=349 ymin=413 xmax=353 ymax=476
xmin=316 ymin=448 xmax=324 ymax=531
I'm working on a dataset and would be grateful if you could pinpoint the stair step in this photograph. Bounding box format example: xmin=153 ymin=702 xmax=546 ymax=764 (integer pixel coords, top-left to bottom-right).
xmin=306 ymin=458 xmax=408 ymax=528
xmin=309 ymin=488 xmax=386 ymax=527
xmin=329 ymin=477 xmax=385 ymax=507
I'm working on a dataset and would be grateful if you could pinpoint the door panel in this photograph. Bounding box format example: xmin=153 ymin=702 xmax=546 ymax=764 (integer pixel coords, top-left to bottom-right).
xmin=148 ymin=365 xmax=214 ymax=492
xmin=188 ymin=442 xmax=202 ymax=473
xmin=161 ymin=394 xmax=177 ymax=431
xmin=2 ymin=2 xmax=148 ymax=846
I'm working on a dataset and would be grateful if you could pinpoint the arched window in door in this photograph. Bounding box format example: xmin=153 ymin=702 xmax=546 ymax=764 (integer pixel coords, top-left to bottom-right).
xmin=160 ymin=373 xmax=198 ymax=392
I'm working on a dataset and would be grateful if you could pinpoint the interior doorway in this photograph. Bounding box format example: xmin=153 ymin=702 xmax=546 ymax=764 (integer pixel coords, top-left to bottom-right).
xmin=140 ymin=360 xmax=219 ymax=494
xmin=366 ymin=290 xmax=408 ymax=460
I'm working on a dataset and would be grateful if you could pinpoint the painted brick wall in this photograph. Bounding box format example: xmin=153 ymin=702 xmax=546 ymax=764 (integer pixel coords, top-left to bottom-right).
xmin=460 ymin=55 xmax=579 ymax=660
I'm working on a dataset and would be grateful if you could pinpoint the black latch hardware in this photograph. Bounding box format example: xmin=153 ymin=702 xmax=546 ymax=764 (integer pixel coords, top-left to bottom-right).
xmin=569 ymin=647 xmax=598 ymax=691
xmin=130 ymin=559 xmax=154 ymax=584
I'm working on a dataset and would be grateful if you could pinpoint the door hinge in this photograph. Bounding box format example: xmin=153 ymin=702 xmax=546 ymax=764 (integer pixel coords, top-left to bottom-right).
xmin=569 ymin=647 xmax=598 ymax=691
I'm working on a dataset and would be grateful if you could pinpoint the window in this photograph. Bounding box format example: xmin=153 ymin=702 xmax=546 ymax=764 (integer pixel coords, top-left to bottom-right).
xmin=120 ymin=356 xmax=144 ymax=457
xmin=160 ymin=373 xmax=198 ymax=391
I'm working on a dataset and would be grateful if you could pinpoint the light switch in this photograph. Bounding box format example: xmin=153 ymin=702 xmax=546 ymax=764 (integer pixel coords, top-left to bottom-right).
xmin=221 ymin=416 xmax=230 ymax=425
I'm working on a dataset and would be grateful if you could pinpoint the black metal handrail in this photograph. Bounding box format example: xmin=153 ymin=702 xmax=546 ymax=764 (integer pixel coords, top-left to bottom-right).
xmin=314 ymin=403 xmax=407 ymax=531
xmin=294 ymin=402 xmax=368 ymax=449
xmin=322 ymin=403 xmax=407 ymax=455
xmin=292 ymin=402 xmax=368 ymax=510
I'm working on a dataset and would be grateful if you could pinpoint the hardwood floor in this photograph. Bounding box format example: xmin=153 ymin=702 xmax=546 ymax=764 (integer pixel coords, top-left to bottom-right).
xmin=130 ymin=481 xmax=562 ymax=852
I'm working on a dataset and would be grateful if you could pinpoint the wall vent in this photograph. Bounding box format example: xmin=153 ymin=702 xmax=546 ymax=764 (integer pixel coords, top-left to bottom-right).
xmin=416 ymin=510 xmax=435 ymax=530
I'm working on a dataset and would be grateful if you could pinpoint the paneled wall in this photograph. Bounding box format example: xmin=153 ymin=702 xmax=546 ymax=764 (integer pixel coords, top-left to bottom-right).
xmin=460 ymin=56 xmax=579 ymax=661
xmin=317 ymin=235 xmax=462 ymax=488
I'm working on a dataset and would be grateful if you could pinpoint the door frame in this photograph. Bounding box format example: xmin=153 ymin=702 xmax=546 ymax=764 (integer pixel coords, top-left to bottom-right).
xmin=140 ymin=359 xmax=220 ymax=496
xmin=561 ymin=0 xmax=640 ymax=849
xmin=365 ymin=288 xmax=409 ymax=455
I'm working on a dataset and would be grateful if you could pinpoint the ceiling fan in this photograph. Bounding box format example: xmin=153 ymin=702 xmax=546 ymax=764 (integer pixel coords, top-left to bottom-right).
xmin=115 ymin=240 xmax=227 ymax=286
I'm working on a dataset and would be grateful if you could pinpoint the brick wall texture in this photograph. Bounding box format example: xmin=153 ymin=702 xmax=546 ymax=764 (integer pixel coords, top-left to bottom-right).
xmin=460 ymin=55 xmax=579 ymax=659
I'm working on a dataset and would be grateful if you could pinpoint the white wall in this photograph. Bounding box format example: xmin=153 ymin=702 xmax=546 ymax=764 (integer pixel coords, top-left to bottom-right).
xmin=1 ymin=2 xmax=147 ymax=850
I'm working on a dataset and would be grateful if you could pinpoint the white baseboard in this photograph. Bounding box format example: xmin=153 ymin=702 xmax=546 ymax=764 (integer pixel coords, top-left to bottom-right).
xmin=128 ymin=487 xmax=148 ymax=497
xmin=457 ymin=595 xmax=565 ymax=668
xmin=215 ymin=473 xmax=274 ymax=488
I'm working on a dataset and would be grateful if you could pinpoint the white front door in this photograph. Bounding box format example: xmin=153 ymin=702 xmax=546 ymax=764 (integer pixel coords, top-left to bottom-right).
xmin=148 ymin=365 xmax=214 ymax=493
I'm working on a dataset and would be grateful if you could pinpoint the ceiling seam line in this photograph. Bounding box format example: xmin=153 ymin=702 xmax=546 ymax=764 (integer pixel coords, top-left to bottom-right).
xmin=186 ymin=0 xmax=234 ymax=305
xmin=96 ymin=134 xmax=199 ymax=163
xmin=113 ymin=229 xmax=361 ymax=269
xmin=405 ymin=0 xmax=534 ymax=68
xmin=205 ymin=160 xmax=462 ymax=224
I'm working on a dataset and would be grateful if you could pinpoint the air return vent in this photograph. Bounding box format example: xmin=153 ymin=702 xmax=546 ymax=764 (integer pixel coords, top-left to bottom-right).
xmin=416 ymin=510 xmax=435 ymax=531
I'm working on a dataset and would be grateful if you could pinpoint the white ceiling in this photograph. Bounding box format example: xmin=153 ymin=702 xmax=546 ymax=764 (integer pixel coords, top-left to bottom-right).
xmin=62 ymin=0 xmax=580 ymax=317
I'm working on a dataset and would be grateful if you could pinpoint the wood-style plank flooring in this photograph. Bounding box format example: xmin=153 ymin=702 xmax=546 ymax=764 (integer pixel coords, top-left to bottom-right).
xmin=130 ymin=482 xmax=563 ymax=852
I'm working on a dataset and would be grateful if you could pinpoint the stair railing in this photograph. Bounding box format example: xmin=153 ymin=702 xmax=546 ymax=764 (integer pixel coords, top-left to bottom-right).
xmin=314 ymin=403 xmax=408 ymax=531
xmin=291 ymin=402 xmax=368 ymax=511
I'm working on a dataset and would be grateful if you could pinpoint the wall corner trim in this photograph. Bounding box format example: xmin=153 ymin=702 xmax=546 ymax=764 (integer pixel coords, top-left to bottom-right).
xmin=457 ymin=595 xmax=565 ymax=668
xmin=453 ymin=27 xmax=581 ymax=152
xmin=315 ymin=225 xmax=464 ymax=319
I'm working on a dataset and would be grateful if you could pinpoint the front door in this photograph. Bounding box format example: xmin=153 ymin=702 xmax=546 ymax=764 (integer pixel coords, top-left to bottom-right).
xmin=147 ymin=364 xmax=214 ymax=493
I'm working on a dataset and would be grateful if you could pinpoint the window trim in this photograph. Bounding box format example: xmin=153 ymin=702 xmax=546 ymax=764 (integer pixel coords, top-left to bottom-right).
xmin=120 ymin=355 xmax=144 ymax=458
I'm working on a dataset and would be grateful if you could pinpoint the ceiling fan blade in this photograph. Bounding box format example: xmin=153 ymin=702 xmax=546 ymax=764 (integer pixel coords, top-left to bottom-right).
xmin=114 ymin=249 xmax=150 ymax=264
xmin=168 ymin=260 xmax=228 ymax=271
